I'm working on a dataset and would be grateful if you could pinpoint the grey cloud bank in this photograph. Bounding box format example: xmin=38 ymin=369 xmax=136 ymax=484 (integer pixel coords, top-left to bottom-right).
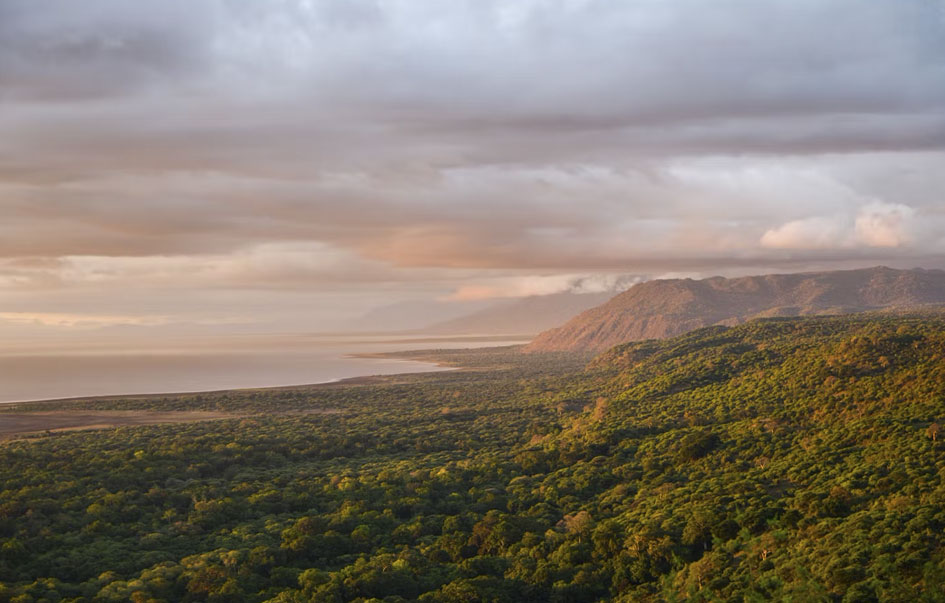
xmin=1 ymin=0 xmax=944 ymax=333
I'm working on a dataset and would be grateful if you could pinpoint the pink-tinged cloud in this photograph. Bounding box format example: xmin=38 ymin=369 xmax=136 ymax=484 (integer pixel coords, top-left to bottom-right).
xmin=761 ymin=202 xmax=921 ymax=251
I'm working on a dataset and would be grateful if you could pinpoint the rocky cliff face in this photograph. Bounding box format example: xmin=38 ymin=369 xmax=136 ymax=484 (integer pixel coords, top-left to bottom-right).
xmin=525 ymin=267 xmax=945 ymax=352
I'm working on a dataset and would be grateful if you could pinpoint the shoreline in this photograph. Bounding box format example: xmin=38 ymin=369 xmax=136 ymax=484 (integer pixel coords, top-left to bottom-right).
xmin=0 ymin=347 xmax=506 ymax=440
xmin=0 ymin=364 xmax=450 ymax=407
xmin=0 ymin=336 xmax=529 ymax=407
xmin=0 ymin=339 xmax=529 ymax=406
xmin=0 ymin=350 xmax=476 ymax=407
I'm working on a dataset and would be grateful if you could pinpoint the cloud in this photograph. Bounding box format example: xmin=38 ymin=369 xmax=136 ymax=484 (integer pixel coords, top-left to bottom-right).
xmin=1 ymin=1 xmax=944 ymax=333
xmin=761 ymin=202 xmax=920 ymax=250
xmin=854 ymin=202 xmax=916 ymax=247
xmin=444 ymin=273 xmax=644 ymax=300
xmin=761 ymin=216 xmax=850 ymax=250
xmin=3 ymin=1 xmax=944 ymax=170
xmin=0 ymin=311 xmax=172 ymax=328
xmin=0 ymin=0 xmax=218 ymax=101
xmin=0 ymin=242 xmax=455 ymax=291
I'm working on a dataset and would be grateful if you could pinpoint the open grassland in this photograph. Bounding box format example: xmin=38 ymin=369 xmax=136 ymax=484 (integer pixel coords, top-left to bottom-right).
xmin=0 ymin=411 xmax=241 ymax=440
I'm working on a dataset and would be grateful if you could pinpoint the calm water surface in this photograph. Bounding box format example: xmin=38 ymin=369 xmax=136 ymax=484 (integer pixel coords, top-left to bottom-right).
xmin=0 ymin=333 xmax=528 ymax=403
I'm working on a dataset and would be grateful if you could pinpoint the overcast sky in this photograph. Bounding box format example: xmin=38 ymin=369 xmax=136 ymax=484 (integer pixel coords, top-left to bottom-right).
xmin=1 ymin=0 xmax=944 ymax=336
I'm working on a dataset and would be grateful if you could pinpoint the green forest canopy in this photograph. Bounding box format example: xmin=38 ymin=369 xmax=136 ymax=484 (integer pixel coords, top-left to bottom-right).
xmin=2 ymin=313 xmax=945 ymax=602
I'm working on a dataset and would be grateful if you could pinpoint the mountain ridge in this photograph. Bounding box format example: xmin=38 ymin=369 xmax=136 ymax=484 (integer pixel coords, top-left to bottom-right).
xmin=525 ymin=266 xmax=945 ymax=352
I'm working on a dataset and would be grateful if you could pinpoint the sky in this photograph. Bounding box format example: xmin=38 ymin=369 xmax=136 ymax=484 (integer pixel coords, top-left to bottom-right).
xmin=1 ymin=0 xmax=944 ymax=338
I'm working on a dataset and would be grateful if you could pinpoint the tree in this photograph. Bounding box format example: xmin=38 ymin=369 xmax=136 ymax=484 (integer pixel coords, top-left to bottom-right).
xmin=927 ymin=422 xmax=940 ymax=442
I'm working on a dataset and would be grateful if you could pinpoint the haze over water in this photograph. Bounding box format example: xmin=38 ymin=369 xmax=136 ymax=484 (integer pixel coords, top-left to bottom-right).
xmin=0 ymin=334 xmax=527 ymax=404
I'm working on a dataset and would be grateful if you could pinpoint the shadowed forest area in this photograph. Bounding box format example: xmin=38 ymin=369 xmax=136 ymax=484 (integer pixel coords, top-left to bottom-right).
xmin=2 ymin=314 xmax=945 ymax=601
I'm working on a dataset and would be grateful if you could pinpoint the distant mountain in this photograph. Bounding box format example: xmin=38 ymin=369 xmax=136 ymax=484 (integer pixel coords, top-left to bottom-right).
xmin=344 ymin=299 xmax=496 ymax=332
xmin=423 ymin=291 xmax=617 ymax=335
xmin=525 ymin=266 xmax=945 ymax=352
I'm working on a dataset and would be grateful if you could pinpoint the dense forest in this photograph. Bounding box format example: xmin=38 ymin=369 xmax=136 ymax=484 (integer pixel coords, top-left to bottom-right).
xmin=2 ymin=314 xmax=945 ymax=601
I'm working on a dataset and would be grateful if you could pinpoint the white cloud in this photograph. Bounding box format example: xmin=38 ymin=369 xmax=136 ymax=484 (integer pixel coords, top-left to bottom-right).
xmin=761 ymin=202 xmax=920 ymax=250
xmin=760 ymin=216 xmax=850 ymax=250
xmin=443 ymin=273 xmax=642 ymax=300
xmin=854 ymin=202 xmax=915 ymax=247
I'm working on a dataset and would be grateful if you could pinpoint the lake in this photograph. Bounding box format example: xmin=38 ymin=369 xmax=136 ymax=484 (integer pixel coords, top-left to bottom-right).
xmin=0 ymin=333 xmax=529 ymax=403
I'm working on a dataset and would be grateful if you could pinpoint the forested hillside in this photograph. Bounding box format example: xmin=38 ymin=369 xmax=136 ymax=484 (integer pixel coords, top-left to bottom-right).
xmin=2 ymin=314 xmax=945 ymax=601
